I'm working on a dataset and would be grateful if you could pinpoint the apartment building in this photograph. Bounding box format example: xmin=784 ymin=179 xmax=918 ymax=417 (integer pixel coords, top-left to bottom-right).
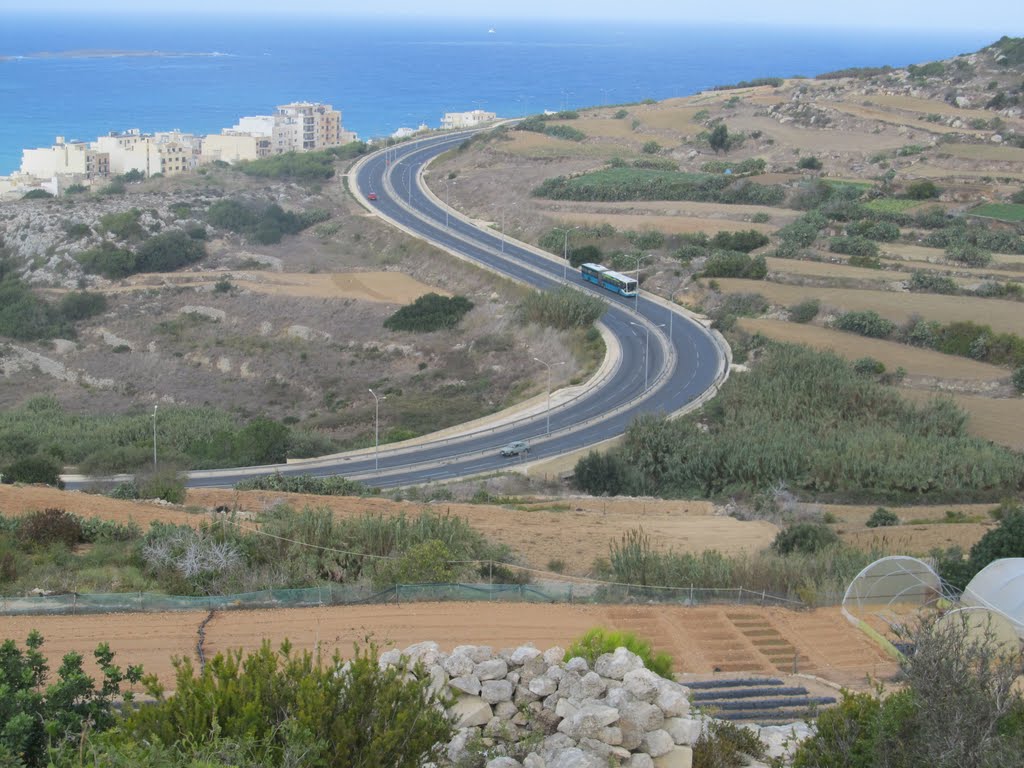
xmin=441 ymin=109 xmax=497 ymax=130
xmin=201 ymin=131 xmax=271 ymax=164
xmin=20 ymin=137 xmax=109 ymax=180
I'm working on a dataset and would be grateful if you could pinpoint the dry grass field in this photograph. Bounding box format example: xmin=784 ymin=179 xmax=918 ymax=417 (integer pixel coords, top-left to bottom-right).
xmin=557 ymin=211 xmax=776 ymax=236
xmin=900 ymin=389 xmax=1024 ymax=450
xmin=716 ymin=279 xmax=1024 ymax=335
xmin=736 ymin=318 xmax=1009 ymax=384
xmin=764 ymin=257 xmax=911 ymax=282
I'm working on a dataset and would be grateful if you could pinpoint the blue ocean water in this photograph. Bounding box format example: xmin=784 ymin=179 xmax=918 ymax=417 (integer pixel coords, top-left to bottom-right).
xmin=0 ymin=14 xmax=1002 ymax=175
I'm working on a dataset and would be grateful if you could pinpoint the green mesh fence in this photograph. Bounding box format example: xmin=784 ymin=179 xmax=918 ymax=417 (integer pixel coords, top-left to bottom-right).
xmin=0 ymin=582 xmax=805 ymax=616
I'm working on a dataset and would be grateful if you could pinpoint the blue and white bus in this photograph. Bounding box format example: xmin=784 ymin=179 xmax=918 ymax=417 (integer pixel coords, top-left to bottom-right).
xmin=580 ymin=263 xmax=638 ymax=297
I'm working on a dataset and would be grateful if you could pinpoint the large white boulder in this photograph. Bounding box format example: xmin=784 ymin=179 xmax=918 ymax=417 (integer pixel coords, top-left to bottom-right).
xmin=594 ymin=648 xmax=645 ymax=680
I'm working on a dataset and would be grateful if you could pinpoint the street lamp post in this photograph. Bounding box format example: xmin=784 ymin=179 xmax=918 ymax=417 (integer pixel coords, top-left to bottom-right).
xmin=369 ymin=388 xmax=386 ymax=472
xmin=629 ymin=321 xmax=665 ymax=392
xmin=533 ymin=357 xmax=564 ymax=436
xmin=553 ymin=226 xmax=580 ymax=282
xmin=626 ymin=254 xmax=647 ymax=314
xmin=444 ymin=178 xmax=455 ymax=229
xmin=152 ymin=404 xmax=158 ymax=469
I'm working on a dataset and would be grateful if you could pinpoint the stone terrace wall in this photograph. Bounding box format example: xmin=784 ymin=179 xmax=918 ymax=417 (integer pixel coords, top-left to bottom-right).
xmin=379 ymin=642 xmax=813 ymax=768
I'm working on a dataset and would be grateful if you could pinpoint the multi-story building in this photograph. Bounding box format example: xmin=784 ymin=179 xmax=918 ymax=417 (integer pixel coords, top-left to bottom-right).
xmin=200 ymin=131 xmax=271 ymax=164
xmin=224 ymin=102 xmax=356 ymax=156
xmin=441 ymin=109 xmax=497 ymax=130
xmin=20 ymin=137 xmax=109 ymax=180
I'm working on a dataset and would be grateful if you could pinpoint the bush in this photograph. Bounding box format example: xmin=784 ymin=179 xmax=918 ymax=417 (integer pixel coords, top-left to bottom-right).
xmin=564 ymin=627 xmax=674 ymax=679
xmin=702 ymin=251 xmax=767 ymax=279
xmin=234 ymin=472 xmax=369 ymax=495
xmin=1 ymin=454 xmax=63 ymax=487
xmin=853 ymin=357 xmax=886 ymax=376
xmin=21 ymin=189 xmax=53 ymax=200
xmin=370 ymin=539 xmax=465 ymax=588
xmin=797 ymin=156 xmax=823 ymax=170
xmin=76 ymin=242 xmax=136 ymax=279
xmin=134 ymin=229 xmax=206 ymax=272
xmin=866 ymin=507 xmax=900 ymax=527
xmin=771 ymin=522 xmax=839 ymax=555
xmin=58 ymin=291 xmax=107 ymax=321
xmin=789 ymin=298 xmax=820 ymax=323
xmin=908 ymin=270 xmax=959 ymax=294
xmin=517 ymin=286 xmax=606 ymax=329
xmin=848 ymin=253 xmax=882 ymax=269
xmin=710 ymin=229 xmax=769 ymax=253
xmin=1013 ymin=365 xmax=1024 ymax=393
xmin=833 ymin=310 xmax=895 ymax=338
xmin=693 ymin=720 xmax=767 ymax=768
xmin=947 ymin=241 xmax=992 ymax=267
xmin=904 ymin=179 xmax=940 ymax=199
xmin=829 ymin=235 xmax=879 ymax=258
xmin=384 ymin=293 xmax=474 ymax=332
xmin=135 ymin=467 xmax=186 ymax=504
xmin=17 ymin=507 xmax=83 ymax=548
xmin=121 ymin=640 xmax=453 ymax=768
xmin=236 ymin=150 xmax=337 ymax=181
xmin=641 ymin=140 xmax=661 ymax=154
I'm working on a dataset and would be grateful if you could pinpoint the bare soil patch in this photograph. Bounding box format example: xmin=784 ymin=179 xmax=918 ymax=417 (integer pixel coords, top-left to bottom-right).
xmin=1 ymin=604 xmax=893 ymax=692
xmin=556 ymin=211 xmax=776 ymax=236
xmin=765 ymin=257 xmax=910 ymax=282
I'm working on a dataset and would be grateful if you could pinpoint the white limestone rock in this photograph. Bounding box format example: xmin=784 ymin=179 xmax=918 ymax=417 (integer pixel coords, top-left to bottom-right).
xmin=545 ymin=748 xmax=608 ymax=768
xmin=487 ymin=758 xmax=524 ymax=768
xmin=557 ymin=702 xmax=620 ymax=740
xmin=564 ymin=657 xmax=589 ymax=674
xmin=544 ymin=646 xmax=566 ymax=665
xmin=529 ymin=676 xmax=558 ymax=697
xmin=482 ymin=679 xmax=515 ymax=704
xmin=622 ymin=668 xmax=662 ymax=702
xmin=663 ymin=717 xmax=706 ymax=746
xmin=641 ymin=729 xmax=675 ymax=758
xmin=653 ymin=745 xmax=693 ymax=768
xmin=450 ymin=675 xmax=482 ymax=696
xmin=444 ymin=653 xmax=476 ymax=677
xmin=510 ymin=645 xmax=542 ymax=666
xmin=475 ymin=659 xmax=509 ymax=681
xmin=655 ymin=683 xmax=690 ymax=717
xmin=594 ymin=648 xmax=645 ymax=680
xmin=627 ymin=754 xmax=655 ymax=768
xmin=450 ymin=695 xmax=493 ymax=728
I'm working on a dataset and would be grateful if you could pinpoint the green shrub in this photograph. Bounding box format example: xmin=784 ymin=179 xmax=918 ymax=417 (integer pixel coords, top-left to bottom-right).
xmin=614 ymin=109 xmax=628 ymax=118
xmin=830 ymin=235 xmax=879 ymax=258
xmin=693 ymin=720 xmax=767 ymax=768
xmin=866 ymin=507 xmax=900 ymax=527
xmin=833 ymin=310 xmax=895 ymax=338
xmin=1013 ymin=365 xmax=1024 ymax=393
xmin=710 ymin=230 xmax=769 ymax=253
xmin=370 ymin=539 xmax=465 ymax=588
xmin=233 ymin=472 xmax=369 ymax=495
xmin=16 ymin=508 xmax=83 ymax=548
xmin=771 ymin=522 xmax=839 ymax=555
xmin=98 ymin=209 xmax=145 ymax=240
xmin=797 ymin=156 xmax=823 ymax=170
xmin=517 ymin=286 xmax=606 ymax=329
xmin=853 ymin=357 xmax=886 ymax=376
xmin=792 ymin=690 xmax=882 ymax=768
xmin=946 ymin=241 xmax=992 ymax=267
xmin=1 ymin=454 xmax=63 ymax=487
xmin=384 ymin=293 xmax=474 ymax=332
xmin=76 ymin=242 xmax=136 ymax=279
xmin=134 ymin=467 xmax=186 ymax=504
xmin=532 ymin=168 xmax=785 ymax=206
xmin=789 ymin=298 xmax=820 ymax=323
xmin=236 ymin=150 xmax=337 ymax=181
xmin=908 ymin=270 xmax=959 ymax=294
xmin=702 ymin=251 xmax=768 ymax=279
xmin=122 ymin=640 xmax=453 ymax=768
xmin=848 ymin=253 xmax=881 ymax=269
xmin=846 ymin=219 xmax=901 ymax=241
xmin=543 ymin=124 xmax=586 ymax=141
xmin=564 ymin=627 xmax=674 ymax=679
xmin=21 ymin=189 xmax=53 ymax=200
xmin=58 ymin=291 xmax=107 ymax=321
xmin=904 ymin=179 xmax=940 ymax=199
xmin=641 ymin=140 xmax=661 ymax=154
xmin=134 ymin=230 xmax=206 ymax=272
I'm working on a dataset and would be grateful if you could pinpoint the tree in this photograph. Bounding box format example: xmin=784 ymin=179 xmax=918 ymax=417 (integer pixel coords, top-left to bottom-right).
xmin=709 ymin=124 xmax=730 ymax=154
xmin=905 ymin=179 xmax=940 ymax=200
xmin=1013 ymin=365 xmax=1024 ymax=393
xmin=771 ymin=522 xmax=839 ymax=554
xmin=866 ymin=507 xmax=899 ymax=527
xmin=0 ymin=631 xmax=143 ymax=767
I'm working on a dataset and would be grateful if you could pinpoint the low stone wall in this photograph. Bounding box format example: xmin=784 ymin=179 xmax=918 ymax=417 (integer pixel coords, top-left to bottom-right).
xmin=379 ymin=642 xmax=813 ymax=768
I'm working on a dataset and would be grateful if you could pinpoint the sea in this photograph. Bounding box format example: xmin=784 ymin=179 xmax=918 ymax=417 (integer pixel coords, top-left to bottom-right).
xmin=0 ymin=14 xmax=1007 ymax=175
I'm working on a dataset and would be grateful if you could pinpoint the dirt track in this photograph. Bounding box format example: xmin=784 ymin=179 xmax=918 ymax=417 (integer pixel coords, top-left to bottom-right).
xmin=1 ymin=603 xmax=894 ymax=693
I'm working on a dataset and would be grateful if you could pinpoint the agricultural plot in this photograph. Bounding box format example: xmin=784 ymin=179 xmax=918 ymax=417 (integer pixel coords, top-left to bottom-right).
xmin=715 ymin=279 xmax=1024 ymax=335
xmin=764 ymin=257 xmax=910 ymax=283
xmin=901 ymin=388 xmax=1024 ymax=451
xmin=971 ymin=203 xmax=1024 ymax=222
xmin=735 ymin=318 xmax=1008 ymax=383
xmin=554 ymin=211 xmax=776 ymax=236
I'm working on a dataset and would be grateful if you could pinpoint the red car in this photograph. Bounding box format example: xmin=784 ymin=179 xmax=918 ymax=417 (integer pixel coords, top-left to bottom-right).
xmin=367 ymin=192 xmax=378 ymax=201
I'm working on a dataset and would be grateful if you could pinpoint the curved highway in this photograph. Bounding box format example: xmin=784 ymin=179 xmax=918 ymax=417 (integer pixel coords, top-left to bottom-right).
xmin=68 ymin=129 xmax=728 ymax=491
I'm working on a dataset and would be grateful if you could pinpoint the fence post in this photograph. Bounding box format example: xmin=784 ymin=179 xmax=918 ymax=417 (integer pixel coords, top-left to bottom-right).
xmin=395 ymin=584 xmax=401 ymax=604
xmin=761 ymin=589 xmax=766 ymax=606
xmin=72 ymin=593 xmax=77 ymax=616
xmin=690 ymin=584 xmax=693 ymax=604
xmin=568 ymin=583 xmax=573 ymax=605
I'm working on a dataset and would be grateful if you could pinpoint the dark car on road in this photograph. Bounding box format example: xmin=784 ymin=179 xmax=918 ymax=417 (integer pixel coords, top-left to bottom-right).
xmin=500 ymin=440 xmax=530 ymax=457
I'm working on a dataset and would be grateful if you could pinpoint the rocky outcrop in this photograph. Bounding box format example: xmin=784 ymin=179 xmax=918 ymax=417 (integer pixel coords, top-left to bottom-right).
xmin=380 ymin=642 xmax=812 ymax=767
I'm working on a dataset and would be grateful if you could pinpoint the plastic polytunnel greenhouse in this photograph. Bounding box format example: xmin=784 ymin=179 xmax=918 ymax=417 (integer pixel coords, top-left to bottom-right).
xmin=961 ymin=558 xmax=1024 ymax=641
